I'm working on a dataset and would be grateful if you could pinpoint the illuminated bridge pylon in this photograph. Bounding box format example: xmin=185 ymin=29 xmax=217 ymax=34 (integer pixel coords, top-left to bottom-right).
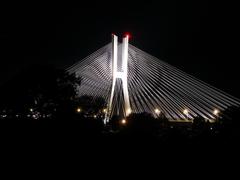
xmin=67 ymin=34 xmax=240 ymax=123
xmin=106 ymin=34 xmax=131 ymax=123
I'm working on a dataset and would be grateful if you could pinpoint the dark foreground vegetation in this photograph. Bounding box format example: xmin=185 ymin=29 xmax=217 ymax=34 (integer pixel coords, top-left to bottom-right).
xmin=0 ymin=65 xmax=240 ymax=162
xmin=1 ymin=108 xmax=240 ymax=148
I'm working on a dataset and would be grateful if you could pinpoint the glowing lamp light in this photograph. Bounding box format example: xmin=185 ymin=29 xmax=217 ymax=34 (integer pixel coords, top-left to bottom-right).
xmin=103 ymin=109 xmax=107 ymax=113
xmin=127 ymin=108 xmax=132 ymax=115
xmin=76 ymin=108 xmax=81 ymax=113
xmin=121 ymin=119 xmax=126 ymax=125
xmin=154 ymin=108 xmax=160 ymax=115
xmin=30 ymin=108 xmax=33 ymax=112
xmin=183 ymin=109 xmax=189 ymax=115
xmin=94 ymin=115 xmax=97 ymax=118
xmin=213 ymin=109 xmax=219 ymax=116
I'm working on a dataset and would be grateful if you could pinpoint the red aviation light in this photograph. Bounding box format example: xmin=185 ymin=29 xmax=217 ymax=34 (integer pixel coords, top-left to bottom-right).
xmin=124 ymin=32 xmax=131 ymax=39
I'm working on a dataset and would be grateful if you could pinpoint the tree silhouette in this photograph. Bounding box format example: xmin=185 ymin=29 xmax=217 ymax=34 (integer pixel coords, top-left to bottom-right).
xmin=75 ymin=95 xmax=106 ymax=116
xmin=0 ymin=64 xmax=81 ymax=118
xmin=124 ymin=112 xmax=161 ymax=136
xmin=215 ymin=106 xmax=240 ymax=139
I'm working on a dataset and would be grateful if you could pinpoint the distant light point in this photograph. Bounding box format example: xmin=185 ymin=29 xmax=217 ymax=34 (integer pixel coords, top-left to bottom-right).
xmin=121 ymin=119 xmax=126 ymax=125
xmin=213 ymin=109 xmax=220 ymax=116
xmin=124 ymin=32 xmax=131 ymax=39
xmin=154 ymin=108 xmax=160 ymax=115
xmin=183 ymin=109 xmax=189 ymax=115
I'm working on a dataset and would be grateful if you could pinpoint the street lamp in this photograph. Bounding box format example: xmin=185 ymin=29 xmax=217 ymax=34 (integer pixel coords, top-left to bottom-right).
xmin=126 ymin=108 xmax=132 ymax=116
xmin=213 ymin=109 xmax=220 ymax=121
xmin=183 ymin=109 xmax=189 ymax=120
xmin=76 ymin=108 xmax=81 ymax=113
xmin=183 ymin=109 xmax=189 ymax=115
xmin=213 ymin=109 xmax=219 ymax=116
xmin=121 ymin=119 xmax=127 ymax=125
xmin=154 ymin=108 xmax=161 ymax=115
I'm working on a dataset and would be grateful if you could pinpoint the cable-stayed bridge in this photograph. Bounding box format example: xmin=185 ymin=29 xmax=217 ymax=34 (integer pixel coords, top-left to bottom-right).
xmin=67 ymin=34 xmax=240 ymax=123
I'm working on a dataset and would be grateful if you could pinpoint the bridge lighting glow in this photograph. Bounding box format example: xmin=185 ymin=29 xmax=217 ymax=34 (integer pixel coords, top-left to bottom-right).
xmin=154 ymin=108 xmax=161 ymax=115
xmin=76 ymin=108 xmax=81 ymax=113
xmin=121 ymin=119 xmax=126 ymax=125
xmin=127 ymin=108 xmax=132 ymax=115
xmin=183 ymin=109 xmax=189 ymax=115
xmin=213 ymin=109 xmax=219 ymax=116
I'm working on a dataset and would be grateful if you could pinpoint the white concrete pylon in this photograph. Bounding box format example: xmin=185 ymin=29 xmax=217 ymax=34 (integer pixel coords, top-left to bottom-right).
xmin=122 ymin=35 xmax=131 ymax=116
xmin=105 ymin=34 xmax=131 ymax=123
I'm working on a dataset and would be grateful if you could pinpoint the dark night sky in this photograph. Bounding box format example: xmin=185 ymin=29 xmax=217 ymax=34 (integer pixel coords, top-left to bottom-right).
xmin=0 ymin=1 xmax=239 ymax=98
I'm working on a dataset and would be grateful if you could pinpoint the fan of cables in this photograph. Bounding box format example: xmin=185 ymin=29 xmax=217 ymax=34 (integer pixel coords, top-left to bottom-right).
xmin=67 ymin=43 xmax=240 ymax=120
